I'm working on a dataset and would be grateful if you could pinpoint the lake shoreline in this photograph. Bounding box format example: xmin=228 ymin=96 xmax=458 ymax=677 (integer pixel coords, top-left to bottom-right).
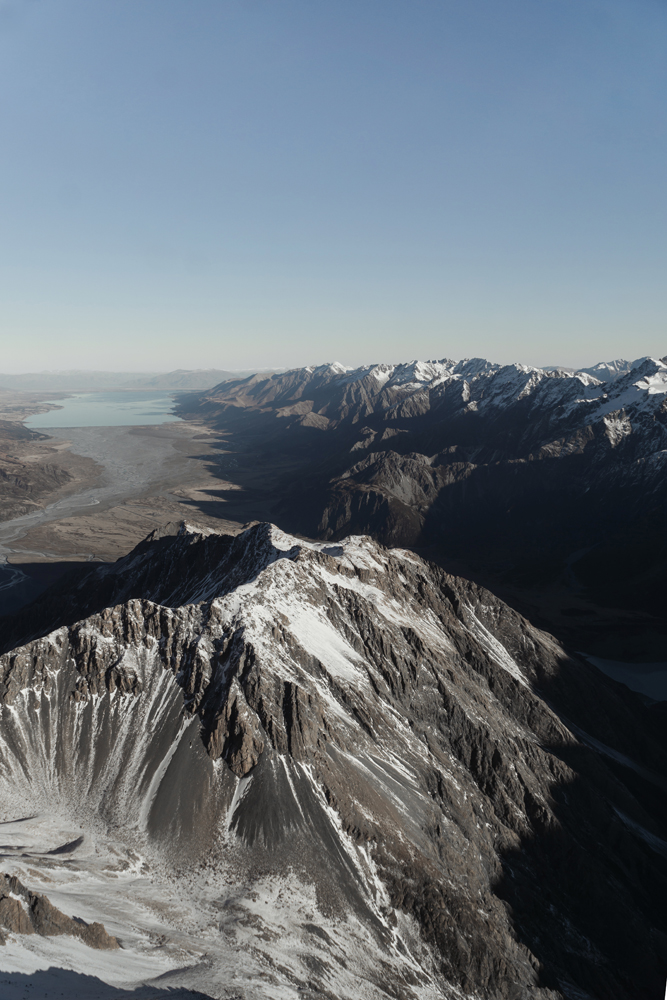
xmin=24 ymin=388 xmax=184 ymax=429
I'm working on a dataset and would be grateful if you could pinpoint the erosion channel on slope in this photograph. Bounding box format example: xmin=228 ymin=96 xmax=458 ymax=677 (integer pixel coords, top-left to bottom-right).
xmin=0 ymin=522 xmax=665 ymax=999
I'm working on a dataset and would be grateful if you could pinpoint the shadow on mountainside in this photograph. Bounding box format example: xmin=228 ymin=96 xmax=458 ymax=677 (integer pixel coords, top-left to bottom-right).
xmin=494 ymin=761 xmax=667 ymax=999
xmin=1 ymin=524 xmax=666 ymax=997
xmin=0 ymin=968 xmax=214 ymax=999
xmin=493 ymin=656 xmax=667 ymax=999
xmin=0 ymin=560 xmax=93 ymax=618
xmin=178 ymin=423 xmax=667 ymax=663
xmin=373 ymin=628 xmax=667 ymax=998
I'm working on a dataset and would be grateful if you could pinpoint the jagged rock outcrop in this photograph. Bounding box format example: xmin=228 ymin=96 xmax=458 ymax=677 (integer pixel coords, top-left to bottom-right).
xmin=0 ymin=522 xmax=665 ymax=999
xmin=0 ymin=873 xmax=118 ymax=948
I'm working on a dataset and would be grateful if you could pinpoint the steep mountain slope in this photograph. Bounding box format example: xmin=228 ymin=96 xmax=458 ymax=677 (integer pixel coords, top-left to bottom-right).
xmin=176 ymin=356 xmax=667 ymax=632
xmin=1 ymin=522 xmax=665 ymax=999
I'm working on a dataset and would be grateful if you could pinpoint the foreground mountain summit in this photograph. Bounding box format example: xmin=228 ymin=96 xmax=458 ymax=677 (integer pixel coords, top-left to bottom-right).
xmin=0 ymin=521 xmax=665 ymax=999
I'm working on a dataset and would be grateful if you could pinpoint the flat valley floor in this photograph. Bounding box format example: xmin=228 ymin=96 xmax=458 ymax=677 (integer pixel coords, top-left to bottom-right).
xmin=0 ymin=420 xmax=278 ymax=615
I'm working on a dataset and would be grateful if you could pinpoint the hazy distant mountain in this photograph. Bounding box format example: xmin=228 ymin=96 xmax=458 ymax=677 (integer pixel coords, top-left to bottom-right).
xmin=576 ymin=358 xmax=638 ymax=381
xmin=129 ymin=368 xmax=286 ymax=389
xmin=0 ymin=370 xmax=146 ymax=391
xmin=0 ymin=368 xmax=283 ymax=392
xmin=543 ymin=358 xmax=647 ymax=380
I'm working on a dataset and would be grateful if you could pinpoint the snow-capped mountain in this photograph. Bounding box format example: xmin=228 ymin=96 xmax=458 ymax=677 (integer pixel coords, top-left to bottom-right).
xmin=176 ymin=356 xmax=667 ymax=630
xmin=577 ymin=358 xmax=641 ymax=382
xmin=180 ymin=355 xmax=667 ymax=471
xmin=186 ymin=355 xmax=666 ymax=432
xmin=0 ymin=522 xmax=665 ymax=998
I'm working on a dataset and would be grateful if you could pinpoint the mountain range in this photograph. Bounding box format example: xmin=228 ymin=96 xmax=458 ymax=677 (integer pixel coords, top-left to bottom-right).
xmin=0 ymin=358 xmax=645 ymax=393
xmin=176 ymin=354 xmax=667 ymax=656
xmin=0 ymin=354 xmax=665 ymax=998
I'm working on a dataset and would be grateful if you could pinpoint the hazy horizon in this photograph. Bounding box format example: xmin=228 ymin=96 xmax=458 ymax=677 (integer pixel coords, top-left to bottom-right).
xmin=1 ymin=353 xmax=663 ymax=379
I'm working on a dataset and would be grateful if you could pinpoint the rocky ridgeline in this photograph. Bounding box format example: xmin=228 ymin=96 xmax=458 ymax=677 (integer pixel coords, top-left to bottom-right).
xmin=0 ymin=522 xmax=665 ymax=999
xmin=175 ymin=357 xmax=667 ymax=623
xmin=183 ymin=356 xmax=667 ymax=446
xmin=0 ymin=873 xmax=118 ymax=948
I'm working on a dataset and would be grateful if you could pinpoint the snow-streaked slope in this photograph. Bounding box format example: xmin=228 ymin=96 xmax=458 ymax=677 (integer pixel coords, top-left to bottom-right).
xmin=195 ymin=358 xmax=667 ymax=588
xmin=0 ymin=522 xmax=666 ymax=999
xmin=576 ymin=358 xmax=647 ymax=382
xmin=193 ymin=354 xmax=667 ymax=465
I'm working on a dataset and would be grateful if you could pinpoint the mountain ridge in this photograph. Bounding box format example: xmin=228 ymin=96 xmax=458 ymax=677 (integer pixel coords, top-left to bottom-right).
xmin=173 ymin=354 xmax=667 ymax=652
xmin=1 ymin=521 xmax=665 ymax=998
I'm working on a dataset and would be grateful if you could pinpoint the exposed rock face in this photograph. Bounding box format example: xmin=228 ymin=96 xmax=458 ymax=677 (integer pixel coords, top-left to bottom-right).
xmin=0 ymin=522 xmax=665 ymax=999
xmin=176 ymin=356 xmax=667 ymax=619
xmin=0 ymin=873 xmax=118 ymax=948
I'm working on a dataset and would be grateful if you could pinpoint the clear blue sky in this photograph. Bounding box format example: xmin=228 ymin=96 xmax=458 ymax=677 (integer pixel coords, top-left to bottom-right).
xmin=1 ymin=0 xmax=665 ymax=371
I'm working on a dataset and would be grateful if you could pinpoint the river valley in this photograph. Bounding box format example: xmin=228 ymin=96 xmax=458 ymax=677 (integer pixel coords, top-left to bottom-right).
xmin=0 ymin=393 xmax=258 ymax=616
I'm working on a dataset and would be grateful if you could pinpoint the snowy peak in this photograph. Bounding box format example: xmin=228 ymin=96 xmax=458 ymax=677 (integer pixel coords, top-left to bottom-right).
xmin=0 ymin=518 xmax=665 ymax=998
xmin=198 ymin=354 xmax=667 ymax=435
xmin=452 ymin=356 xmax=502 ymax=377
xmin=302 ymin=361 xmax=352 ymax=376
xmin=577 ymin=358 xmax=634 ymax=381
xmin=575 ymin=356 xmax=664 ymax=383
xmin=179 ymin=353 xmax=667 ymax=592
xmin=626 ymin=354 xmax=667 ymax=388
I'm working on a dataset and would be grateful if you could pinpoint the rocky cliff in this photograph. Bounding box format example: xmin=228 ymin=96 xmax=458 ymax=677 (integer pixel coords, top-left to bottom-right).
xmin=0 ymin=873 xmax=118 ymax=949
xmin=0 ymin=522 xmax=665 ymax=998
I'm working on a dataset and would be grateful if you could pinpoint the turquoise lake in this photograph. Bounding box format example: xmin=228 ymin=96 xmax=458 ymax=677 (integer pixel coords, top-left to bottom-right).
xmin=25 ymin=391 xmax=182 ymax=428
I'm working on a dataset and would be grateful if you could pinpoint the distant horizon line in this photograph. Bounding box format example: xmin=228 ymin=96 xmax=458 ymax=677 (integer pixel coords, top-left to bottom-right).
xmin=2 ymin=355 xmax=659 ymax=377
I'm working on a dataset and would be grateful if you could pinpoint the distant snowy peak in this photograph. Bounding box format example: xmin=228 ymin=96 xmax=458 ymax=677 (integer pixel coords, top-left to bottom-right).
xmin=636 ymin=365 xmax=667 ymax=396
xmin=303 ymin=361 xmax=353 ymax=375
xmin=576 ymin=358 xmax=644 ymax=382
xmin=210 ymin=355 xmax=666 ymax=400
xmin=588 ymin=356 xmax=667 ymax=415
xmin=577 ymin=359 xmax=630 ymax=381
xmin=198 ymin=354 xmax=667 ymax=442
xmin=451 ymin=357 xmax=502 ymax=377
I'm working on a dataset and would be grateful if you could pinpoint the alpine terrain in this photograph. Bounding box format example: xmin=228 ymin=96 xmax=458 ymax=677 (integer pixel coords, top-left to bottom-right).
xmin=176 ymin=355 xmax=667 ymax=644
xmin=0 ymin=520 xmax=665 ymax=999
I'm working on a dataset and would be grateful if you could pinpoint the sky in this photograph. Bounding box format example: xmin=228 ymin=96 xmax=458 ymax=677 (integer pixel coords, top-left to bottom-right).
xmin=0 ymin=0 xmax=665 ymax=372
